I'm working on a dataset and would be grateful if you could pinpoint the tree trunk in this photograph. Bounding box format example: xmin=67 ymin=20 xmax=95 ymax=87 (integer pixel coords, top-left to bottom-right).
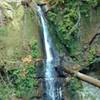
xmin=63 ymin=67 xmax=100 ymax=88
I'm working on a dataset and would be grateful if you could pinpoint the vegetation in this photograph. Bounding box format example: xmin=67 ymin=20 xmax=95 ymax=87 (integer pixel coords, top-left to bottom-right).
xmin=47 ymin=0 xmax=100 ymax=99
xmin=67 ymin=77 xmax=82 ymax=95
xmin=0 ymin=40 xmax=39 ymax=99
xmin=47 ymin=0 xmax=99 ymax=66
xmin=0 ymin=1 xmax=40 ymax=99
xmin=0 ymin=0 xmax=100 ymax=99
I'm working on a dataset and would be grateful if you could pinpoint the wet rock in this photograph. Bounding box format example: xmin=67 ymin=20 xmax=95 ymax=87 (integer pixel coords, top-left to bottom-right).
xmin=36 ymin=60 xmax=44 ymax=78
xmin=54 ymin=66 xmax=68 ymax=78
xmin=37 ymin=0 xmax=50 ymax=12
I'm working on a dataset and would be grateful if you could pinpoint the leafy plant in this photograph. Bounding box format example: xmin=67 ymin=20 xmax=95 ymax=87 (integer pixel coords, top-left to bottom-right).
xmin=0 ymin=39 xmax=39 ymax=99
xmin=47 ymin=0 xmax=98 ymax=63
xmin=88 ymin=47 xmax=96 ymax=64
xmin=11 ymin=64 xmax=37 ymax=97
xmin=47 ymin=0 xmax=80 ymax=53
xmin=67 ymin=77 xmax=82 ymax=96
xmin=31 ymin=40 xmax=40 ymax=58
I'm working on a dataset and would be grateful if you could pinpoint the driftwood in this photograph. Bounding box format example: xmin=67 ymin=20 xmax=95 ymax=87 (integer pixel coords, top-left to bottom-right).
xmin=63 ymin=66 xmax=100 ymax=88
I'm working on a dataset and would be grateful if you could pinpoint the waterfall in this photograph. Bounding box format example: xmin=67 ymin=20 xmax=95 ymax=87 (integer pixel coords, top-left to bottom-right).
xmin=36 ymin=6 xmax=63 ymax=100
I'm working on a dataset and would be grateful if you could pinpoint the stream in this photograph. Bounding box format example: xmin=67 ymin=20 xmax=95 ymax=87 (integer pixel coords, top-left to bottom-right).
xmin=36 ymin=6 xmax=63 ymax=100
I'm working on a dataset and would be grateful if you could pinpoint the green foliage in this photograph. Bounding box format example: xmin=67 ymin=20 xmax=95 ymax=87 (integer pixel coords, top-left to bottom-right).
xmin=0 ymin=39 xmax=39 ymax=99
xmin=47 ymin=0 xmax=80 ymax=54
xmin=11 ymin=64 xmax=37 ymax=97
xmin=47 ymin=0 xmax=98 ymax=57
xmin=80 ymin=0 xmax=97 ymax=17
xmin=88 ymin=47 xmax=96 ymax=64
xmin=0 ymin=64 xmax=37 ymax=99
xmin=31 ymin=40 xmax=40 ymax=58
xmin=0 ymin=84 xmax=15 ymax=100
xmin=67 ymin=77 xmax=82 ymax=96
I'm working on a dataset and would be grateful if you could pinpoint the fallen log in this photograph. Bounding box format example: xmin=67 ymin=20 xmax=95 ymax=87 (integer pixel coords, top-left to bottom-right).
xmin=76 ymin=72 xmax=100 ymax=88
xmin=63 ymin=67 xmax=100 ymax=88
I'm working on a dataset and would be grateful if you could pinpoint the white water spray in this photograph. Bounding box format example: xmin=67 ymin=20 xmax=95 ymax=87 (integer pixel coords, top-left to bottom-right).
xmin=37 ymin=6 xmax=62 ymax=100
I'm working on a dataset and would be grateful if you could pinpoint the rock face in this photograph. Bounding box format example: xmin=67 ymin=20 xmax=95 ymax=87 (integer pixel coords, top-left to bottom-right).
xmin=80 ymin=9 xmax=100 ymax=44
xmin=0 ymin=1 xmax=42 ymax=99
xmin=0 ymin=1 xmax=40 ymax=69
xmin=0 ymin=9 xmax=5 ymax=26
xmin=63 ymin=7 xmax=100 ymax=100
xmin=36 ymin=0 xmax=50 ymax=12
xmin=72 ymin=6 xmax=100 ymax=67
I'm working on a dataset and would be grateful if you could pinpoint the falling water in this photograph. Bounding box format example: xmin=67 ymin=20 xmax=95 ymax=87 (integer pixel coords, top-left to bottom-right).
xmin=36 ymin=6 xmax=63 ymax=100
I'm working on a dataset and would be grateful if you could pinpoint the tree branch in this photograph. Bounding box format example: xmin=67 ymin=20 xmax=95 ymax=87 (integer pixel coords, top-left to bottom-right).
xmin=89 ymin=32 xmax=100 ymax=46
xmin=63 ymin=66 xmax=100 ymax=88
